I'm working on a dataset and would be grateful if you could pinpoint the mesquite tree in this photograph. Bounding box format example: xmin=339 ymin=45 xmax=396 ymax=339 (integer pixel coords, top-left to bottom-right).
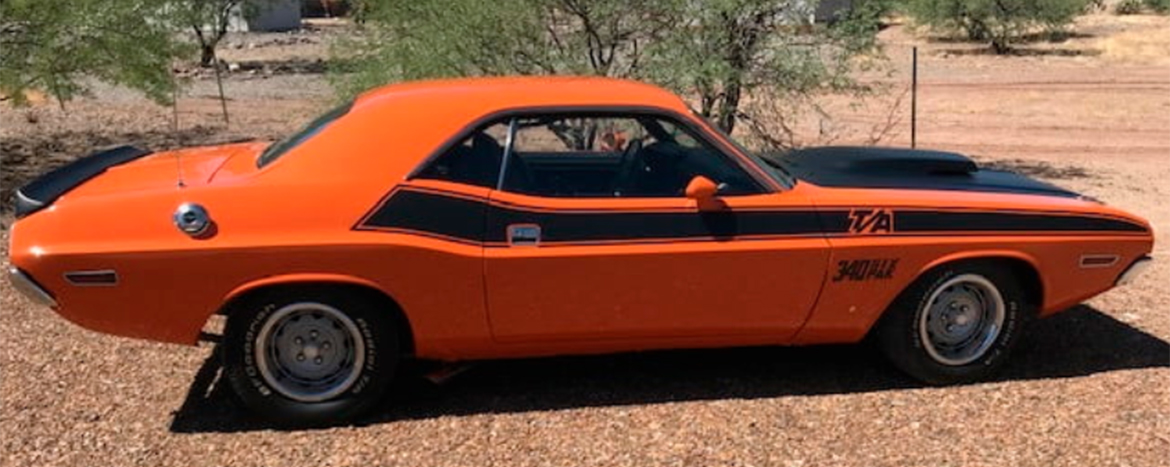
xmin=169 ymin=0 xmax=243 ymax=67
xmin=0 ymin=0 xmax=186 ymax=106
xmin=904 ymin=0 xmax=1092 ymax=53
xmin=332 ymin=0 xmax=887 ymax=145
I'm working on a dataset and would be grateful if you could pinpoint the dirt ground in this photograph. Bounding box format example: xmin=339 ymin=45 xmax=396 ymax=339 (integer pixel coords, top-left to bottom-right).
xmin=1 ymin=12 xmax=1168 ymax=467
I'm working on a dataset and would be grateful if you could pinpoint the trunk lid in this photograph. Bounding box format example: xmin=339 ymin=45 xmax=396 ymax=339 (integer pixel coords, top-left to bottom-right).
xmin=73 ymin=142 xmax=263 ymax=195
xmin=13 ymin=142 xmax=265 ymax=218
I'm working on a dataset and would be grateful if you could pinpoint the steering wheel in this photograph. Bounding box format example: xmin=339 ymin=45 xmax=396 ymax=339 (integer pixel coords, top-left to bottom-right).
xmin=611 ymin=138 xmax=644 ymax=196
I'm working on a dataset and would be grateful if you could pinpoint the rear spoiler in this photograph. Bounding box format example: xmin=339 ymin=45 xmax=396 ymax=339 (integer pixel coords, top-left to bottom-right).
xmin=14 ymin=145 xmax=152 ymax=219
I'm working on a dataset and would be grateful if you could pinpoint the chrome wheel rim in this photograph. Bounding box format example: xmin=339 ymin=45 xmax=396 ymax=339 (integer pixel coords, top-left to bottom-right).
xmin=918 ymin=274 xmax=1005 ymax=366
xmin=254 ymin=302 xmax=365 ymax=402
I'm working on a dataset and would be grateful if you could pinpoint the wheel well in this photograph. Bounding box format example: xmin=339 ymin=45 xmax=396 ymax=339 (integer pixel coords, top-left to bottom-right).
xmin=217 ymin=282 xmax=415 ymax=355
xmin=865 ymin=255 xmax=1044 ymax=342
xmin=1001 ymin=258 xmax=1044 ymax=310
xmin=923 ymin=256 xmax=1044 ymax=310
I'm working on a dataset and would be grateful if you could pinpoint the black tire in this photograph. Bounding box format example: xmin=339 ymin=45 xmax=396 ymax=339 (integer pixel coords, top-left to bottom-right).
xmin=875 ymin=262 xmax=1034 ymax=385
xmin=222 ymin=288 xmax=398 ymax=426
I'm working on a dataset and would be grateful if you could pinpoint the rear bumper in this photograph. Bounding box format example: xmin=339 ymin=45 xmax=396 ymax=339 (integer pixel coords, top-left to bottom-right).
xmin=1116 ymin=255 xmax=1153 ymax=287
xmin=7 ymin=266 xmax=57 ymax=308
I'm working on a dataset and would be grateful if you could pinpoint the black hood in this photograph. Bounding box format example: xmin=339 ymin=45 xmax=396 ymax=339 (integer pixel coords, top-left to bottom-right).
xmin=768 ymin=146 xmax=1080 ymax=199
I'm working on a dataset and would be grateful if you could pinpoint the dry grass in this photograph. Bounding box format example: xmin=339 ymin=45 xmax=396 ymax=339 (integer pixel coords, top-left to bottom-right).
xmin=1097 ymin=23 xmax=1170 ymax=64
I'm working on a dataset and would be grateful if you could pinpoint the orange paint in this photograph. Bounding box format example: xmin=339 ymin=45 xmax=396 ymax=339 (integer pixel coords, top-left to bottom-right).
xmin=6 ymin=77 xmax=1154 ymax=362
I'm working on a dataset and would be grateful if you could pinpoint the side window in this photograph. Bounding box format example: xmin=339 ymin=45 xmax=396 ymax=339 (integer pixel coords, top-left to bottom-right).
xmin=501 ymin=115 xmax=760 ymax=198
xmin=415 ymin=123 xmax=508 ymax=188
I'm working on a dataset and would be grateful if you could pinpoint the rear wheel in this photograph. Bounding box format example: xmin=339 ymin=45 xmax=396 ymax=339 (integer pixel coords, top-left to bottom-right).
xmin=876 ymin=262 xmax=1033 ymax=384
xmin=222 ymin=289 xmax=398 ymax=426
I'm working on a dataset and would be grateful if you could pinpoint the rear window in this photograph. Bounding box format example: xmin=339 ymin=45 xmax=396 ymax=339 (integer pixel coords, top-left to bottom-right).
xmin=256 ymin=101 xmax=353 ymax=168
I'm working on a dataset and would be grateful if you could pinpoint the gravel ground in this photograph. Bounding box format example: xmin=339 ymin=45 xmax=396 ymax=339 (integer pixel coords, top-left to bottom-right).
xmin=2 ymin=15 xmax=1169 ymax=467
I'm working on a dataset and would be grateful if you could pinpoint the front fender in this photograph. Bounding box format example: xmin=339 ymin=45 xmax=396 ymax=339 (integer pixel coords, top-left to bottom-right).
xmin=915 ymin=249 xmax=1041 ymax=277
xmin=793 ymin=241 xmax=1048 ymax=345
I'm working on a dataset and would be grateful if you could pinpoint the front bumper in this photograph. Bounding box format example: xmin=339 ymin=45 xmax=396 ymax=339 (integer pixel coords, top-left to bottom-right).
xmin=1116 ymin=255 xmax=1153 ymax=287
xmin=7 ymin=266 xmax=57 ymax=308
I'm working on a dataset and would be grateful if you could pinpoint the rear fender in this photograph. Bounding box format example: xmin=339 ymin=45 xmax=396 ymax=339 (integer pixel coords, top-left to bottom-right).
xmin=220 ymin=273 xmax=389 ymax=313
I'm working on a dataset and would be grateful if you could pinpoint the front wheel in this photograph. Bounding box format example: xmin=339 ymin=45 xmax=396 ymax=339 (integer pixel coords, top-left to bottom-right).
xmin=222 ymin=289 xmax=398 ymax=426
xmin=876 ymin=263 xmax=1033 ymax=385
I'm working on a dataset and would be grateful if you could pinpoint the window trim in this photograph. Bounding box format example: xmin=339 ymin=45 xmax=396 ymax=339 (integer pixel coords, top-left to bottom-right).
xmin=406 ymin=106 xmax=783 ymax=194
xmin=495 ymin=118 xmax=518 ymax=190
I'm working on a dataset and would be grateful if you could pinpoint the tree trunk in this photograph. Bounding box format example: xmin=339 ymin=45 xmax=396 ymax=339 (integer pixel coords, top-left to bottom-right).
xmin=964 ymin=18 xmax=990 ymax=41
xmin=716 ymin=81 xmax=741 ymax=134
xmin=990 ymin=38 xmax=1011 ymax=55
xmin=200 ymin=44 xmax=216 ymax=67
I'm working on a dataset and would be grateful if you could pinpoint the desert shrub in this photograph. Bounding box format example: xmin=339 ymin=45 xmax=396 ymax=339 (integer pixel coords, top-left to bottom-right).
xmin=1144 ymin=0 xmax=1170 ymax=13
xmin=1116 ymin=0 xmax=1145 ymax=14
xmin=904 ymin=0 xmax=1091 ymax=53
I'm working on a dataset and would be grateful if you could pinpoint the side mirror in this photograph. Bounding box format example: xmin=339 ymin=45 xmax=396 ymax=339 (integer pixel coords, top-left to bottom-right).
xmin=685 ymin=176 xmax=724 ymax=211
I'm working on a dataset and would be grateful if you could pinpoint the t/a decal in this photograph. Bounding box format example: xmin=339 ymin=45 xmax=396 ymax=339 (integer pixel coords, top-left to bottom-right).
xmin=832 ymin=258 xmax=899 ymax=282
xmin=848 ymin=208 xmax=895 ymax=234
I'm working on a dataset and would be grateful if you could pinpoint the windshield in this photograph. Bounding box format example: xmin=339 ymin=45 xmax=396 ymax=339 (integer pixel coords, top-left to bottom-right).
xmin=257 ymin=101 xmax=353 ymax=168
xmin=691 ymin=111 xmax=796 ymax=189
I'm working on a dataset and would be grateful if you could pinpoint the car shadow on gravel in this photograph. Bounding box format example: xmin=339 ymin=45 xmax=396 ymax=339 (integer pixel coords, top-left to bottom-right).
xmin=168 ymin=304 xmax=1169 ymax=433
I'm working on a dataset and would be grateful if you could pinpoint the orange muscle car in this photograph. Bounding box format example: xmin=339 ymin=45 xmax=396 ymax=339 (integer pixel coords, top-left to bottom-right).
xmin=7 ymin=77 xmax=1154 ymax=424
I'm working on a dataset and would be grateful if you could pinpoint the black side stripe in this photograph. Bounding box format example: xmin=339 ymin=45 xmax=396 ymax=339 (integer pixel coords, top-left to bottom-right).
xmin=817 ymin=210 xmax=1148 ymax=234
xmin=901 ymin=211 xmax=1146 ymax=233
xmin=358 ymin=188 xmax=488 ymax=243
xmin=487 ymin=205 xmax=823 ymax=243
xmin=355 ymin=188 xmax=1148 ymax=244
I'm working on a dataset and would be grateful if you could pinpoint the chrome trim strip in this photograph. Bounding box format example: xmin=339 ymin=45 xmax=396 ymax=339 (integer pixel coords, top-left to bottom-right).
xmin=63 ymin=269 xmax=119 ymax=287
xmin=496 ymin=117 xmax=518 ymax=191
xmin=1079 ymin=254 xmax=1120 ymax=269
xmin=8 ymin=266 xmax=57 ymax=308
xmin=1116 ymin=256 xmax=1153 ymax=287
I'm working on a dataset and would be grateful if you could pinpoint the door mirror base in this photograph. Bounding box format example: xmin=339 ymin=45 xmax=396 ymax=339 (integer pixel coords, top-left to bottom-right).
xmin=685 ymin=176 xmax=725 ymax=211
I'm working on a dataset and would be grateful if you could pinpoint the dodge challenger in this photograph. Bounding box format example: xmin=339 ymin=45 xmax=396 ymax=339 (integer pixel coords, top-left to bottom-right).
xmin=6 ymin=76 xmax=1154 ymax=424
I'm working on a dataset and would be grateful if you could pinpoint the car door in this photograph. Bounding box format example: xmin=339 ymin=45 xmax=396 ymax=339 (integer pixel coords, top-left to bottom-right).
xmin=483 ymin=111 xmax=832 ymax=343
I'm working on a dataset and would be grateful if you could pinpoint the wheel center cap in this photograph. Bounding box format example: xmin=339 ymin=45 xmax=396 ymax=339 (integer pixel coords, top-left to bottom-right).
xmin=303 ymin=343 xmax=321 ymax=359
xmin=954 ymin=314 xmax=971 ymax=326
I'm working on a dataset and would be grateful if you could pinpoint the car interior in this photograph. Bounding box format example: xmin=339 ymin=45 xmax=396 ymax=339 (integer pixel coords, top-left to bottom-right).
xmin=416 ymin=114 xmax=761 ymax=198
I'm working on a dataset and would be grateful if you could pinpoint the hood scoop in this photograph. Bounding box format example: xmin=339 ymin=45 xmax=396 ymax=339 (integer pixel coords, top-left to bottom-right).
xmin=773 ymin=146 xmax=1079 ymax=198
xmin=783 ymin=146 xmax=978 ymax=177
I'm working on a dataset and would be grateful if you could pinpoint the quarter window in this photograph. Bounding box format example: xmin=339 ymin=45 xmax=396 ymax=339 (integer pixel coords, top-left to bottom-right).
xmin=415 ymin=123 xmax=509 ymax=188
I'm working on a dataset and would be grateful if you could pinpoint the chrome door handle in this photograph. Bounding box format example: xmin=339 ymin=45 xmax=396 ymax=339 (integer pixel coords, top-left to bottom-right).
xmin=507 ymin=224 xmax=541 ymax=246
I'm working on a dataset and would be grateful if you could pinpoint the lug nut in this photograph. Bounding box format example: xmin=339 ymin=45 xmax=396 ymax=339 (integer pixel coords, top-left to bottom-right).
xmin=314 ymin=357 xmax=323 ymax=364
xmin=296 ymin=354 xmax=305 ymax=361
xmin=294 ymin=337 xmax=303 ymax=345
